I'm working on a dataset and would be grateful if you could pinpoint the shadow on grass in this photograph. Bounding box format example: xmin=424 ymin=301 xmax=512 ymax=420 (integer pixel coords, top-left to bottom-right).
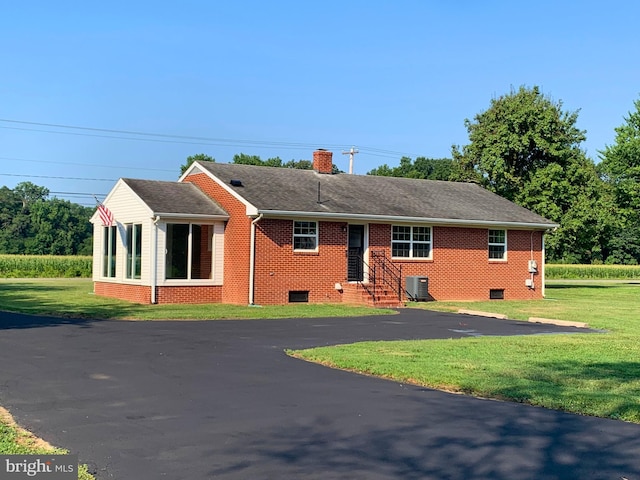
xmin=0 ymin=282 xmax=142 ymax=329
xmin=494 ymin=361 xmax=640 ymax=421
xmin=207 ymin=394 xmax=640 ymax=479
xmin=547 ymin=284 xmax=613 ymax=289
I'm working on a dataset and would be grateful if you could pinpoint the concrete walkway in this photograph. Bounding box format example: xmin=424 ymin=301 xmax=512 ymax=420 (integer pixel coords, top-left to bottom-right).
xmin=0 ymin=309 xmax=637 ymax=479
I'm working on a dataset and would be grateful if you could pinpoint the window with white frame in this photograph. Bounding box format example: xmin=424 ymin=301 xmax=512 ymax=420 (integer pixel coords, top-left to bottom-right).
xmin=126 ymin=223 xmax=142 ymax=279
xmin=166 ymin=223 xmax=213 ymax=280
xmin=392 ymin=225 xmax=432 ymax=258
xmin=293 ymin=221 xmax=318 ymax=251
xmin=488 ymin=229 xmax=507 ymax=260
xmin=102 ymin=225 xmax=117 ymax=278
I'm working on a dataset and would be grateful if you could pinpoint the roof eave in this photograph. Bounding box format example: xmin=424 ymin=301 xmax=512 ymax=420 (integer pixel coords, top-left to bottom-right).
xmin=255 ymin=210 xmax=558 ymax=230
xmin=153 ymin=213 xmax=229 ymax=221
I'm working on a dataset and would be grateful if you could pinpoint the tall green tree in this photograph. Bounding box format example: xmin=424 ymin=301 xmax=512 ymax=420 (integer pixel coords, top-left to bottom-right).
xmin=598 ymin=97 xmax=640 ymax=264
xmin=451 ymin=86 xmax=603 ymax=263
xmin=0 ymin=186 xmax=26 ymax=253
xmin=14 ymin=181 xmax=49 ymax=207
xmin=0 ymin=184 xmax=93 ymax=255
xmin=26 ymin=199 xmax=93 ymax=255
xmin=368 ymin=156 xmax=453 ymax=180
xmin=180 ymin=153 xmax=215 ymax=176
xmin=452 ymin=86 xmax=587 ymax=200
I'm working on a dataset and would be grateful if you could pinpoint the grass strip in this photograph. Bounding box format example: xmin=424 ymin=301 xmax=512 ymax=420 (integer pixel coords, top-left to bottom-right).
xmin=290 ymin=283 xmax=640 ymax=423
xmin=0 ymin=408 xmax=94 ymax=479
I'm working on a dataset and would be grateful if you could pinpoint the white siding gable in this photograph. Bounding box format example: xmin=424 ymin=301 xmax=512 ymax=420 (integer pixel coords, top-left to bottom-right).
xmin=92 ymin=180 xmax=154 ymax=284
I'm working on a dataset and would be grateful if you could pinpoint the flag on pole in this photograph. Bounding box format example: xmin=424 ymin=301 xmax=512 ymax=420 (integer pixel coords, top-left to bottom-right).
xmin=97 ymin=203 xmax=115 ymax=227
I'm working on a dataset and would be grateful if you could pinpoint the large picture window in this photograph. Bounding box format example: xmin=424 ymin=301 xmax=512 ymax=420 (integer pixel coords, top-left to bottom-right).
xmin=488 ymin=229 xmax=507 ymax=260
xmin=102 ymin=225 xmax=117 ymax=278
xmin=293 ymin=221 xmax=318 ymax=251
xmin=126 ymin=224 xmax=142 ymax=279
xmin=392 ymin=225 xmax=432 ymax=259
xmin=166 ymin=223 xmax=213 ymax=280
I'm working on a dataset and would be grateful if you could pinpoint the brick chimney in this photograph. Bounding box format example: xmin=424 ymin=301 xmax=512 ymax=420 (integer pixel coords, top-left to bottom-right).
xmin=313 ymin=149 xmax=333 ymax=174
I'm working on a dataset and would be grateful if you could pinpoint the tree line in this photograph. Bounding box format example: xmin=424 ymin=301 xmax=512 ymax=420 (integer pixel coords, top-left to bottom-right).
xmin=0 ymin=183 xmax=93 ymax=255
xmin=3 ymin=87 xmax=638 ymax=264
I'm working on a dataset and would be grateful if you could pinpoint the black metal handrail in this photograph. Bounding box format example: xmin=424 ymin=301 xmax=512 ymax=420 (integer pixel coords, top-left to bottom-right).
xmin=370 ymin=250 xmax=403 ymax=301
xmin=347 ymin=250 xmax=403 ymax=303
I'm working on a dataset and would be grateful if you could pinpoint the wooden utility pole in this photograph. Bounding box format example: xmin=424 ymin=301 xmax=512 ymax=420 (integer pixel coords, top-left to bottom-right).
xmin=342 ymin=146 xmax=359 ymax=174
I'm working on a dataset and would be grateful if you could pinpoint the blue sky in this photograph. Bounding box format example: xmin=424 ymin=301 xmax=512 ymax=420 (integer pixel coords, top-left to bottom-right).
xmin=1 ymin=0 xmax=639 ymax=205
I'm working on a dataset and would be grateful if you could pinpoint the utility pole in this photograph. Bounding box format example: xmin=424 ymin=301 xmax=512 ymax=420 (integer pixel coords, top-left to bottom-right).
xmin=342 ymin=146 xmax=359 ymax=174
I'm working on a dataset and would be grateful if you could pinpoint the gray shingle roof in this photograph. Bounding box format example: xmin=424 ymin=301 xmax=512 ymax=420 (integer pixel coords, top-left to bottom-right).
xmin=122 ymin=178 xmax=228 ymax=217
xmin=195 ymin=162 xmax=556 ymax=227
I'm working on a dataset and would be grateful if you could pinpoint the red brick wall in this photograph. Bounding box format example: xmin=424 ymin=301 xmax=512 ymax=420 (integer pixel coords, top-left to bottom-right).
xmin=156 ymin=285 xmax=222 ymax=304
xmin=253 ymin=219 xmax=347 ymax=305
xmin=182 ymin=173 xmax=546 ymax=304
xmin=94 ymin=282 xmax=223 ymax=304
xmin=94 ymin=282 xmax=151 ymax=304
xmin=369 ymin=224 xmax=544 ymax=301
xmin=184 ymin=173 xmax=252 ymax=304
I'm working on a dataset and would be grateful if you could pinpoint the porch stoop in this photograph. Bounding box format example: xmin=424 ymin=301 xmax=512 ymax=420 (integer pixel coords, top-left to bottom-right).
xmin=341 ymin=283 xmax=404 ymax=308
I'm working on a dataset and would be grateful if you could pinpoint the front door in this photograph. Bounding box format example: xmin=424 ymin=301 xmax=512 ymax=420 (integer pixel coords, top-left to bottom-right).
xmin=347 ymin=225 xmax=365 ymax=281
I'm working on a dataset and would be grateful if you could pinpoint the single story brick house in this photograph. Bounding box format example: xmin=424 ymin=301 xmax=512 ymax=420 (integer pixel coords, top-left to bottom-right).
xmin=91 ymin=149 xmax=557 ymax=306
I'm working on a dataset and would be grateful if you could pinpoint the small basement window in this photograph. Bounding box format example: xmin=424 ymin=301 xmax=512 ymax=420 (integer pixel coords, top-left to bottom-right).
xmin=288 ymin=291 xmax=309 ymax=303
xmin=489 ymin=289 xmax=505 ymax=300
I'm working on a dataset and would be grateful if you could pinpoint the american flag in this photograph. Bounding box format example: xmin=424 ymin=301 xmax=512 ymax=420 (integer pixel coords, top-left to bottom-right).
xmin=97 ymin=203 xmax=115 ymax=227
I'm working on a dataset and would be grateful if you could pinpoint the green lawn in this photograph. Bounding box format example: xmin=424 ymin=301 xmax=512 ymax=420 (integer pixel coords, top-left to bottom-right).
xmin=290 ymin=282 xmax=640 ymax=422
xmin=0 ymin=278 xmax=394 ymax=320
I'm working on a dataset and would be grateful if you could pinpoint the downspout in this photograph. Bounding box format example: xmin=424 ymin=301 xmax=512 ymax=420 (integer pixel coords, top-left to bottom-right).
xmin=541 ymin=232 xmax=546 ymax=298
xmin=249 ymin=214 xmax=263 ymax=305
xmin=151 ymin=215 xmax=160 ymax=304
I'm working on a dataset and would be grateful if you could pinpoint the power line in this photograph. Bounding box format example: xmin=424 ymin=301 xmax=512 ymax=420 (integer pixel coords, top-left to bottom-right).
xmin=0 ymin=122 xmax=350 ymax=151
xmin=0 ymin=173 xmax=116 ymax=182
xmin=0 ymin=118 xmax=427 ymax=159
xmin=49 ymin=191 xmax=107 ymax=197
xmin=0 ymin=118 xmax=339 ymax=147
xmin=0 ymin=156 xmax=175 ymax=173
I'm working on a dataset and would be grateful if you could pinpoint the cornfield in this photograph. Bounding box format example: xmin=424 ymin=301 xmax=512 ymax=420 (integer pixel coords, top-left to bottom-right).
xmin=1 ymin=255 xmax=639 ymax=280
xmin=0 ymin=255 xmax=92 ymax=278
xmin=546 ymin=264 xmax=640 ymax=280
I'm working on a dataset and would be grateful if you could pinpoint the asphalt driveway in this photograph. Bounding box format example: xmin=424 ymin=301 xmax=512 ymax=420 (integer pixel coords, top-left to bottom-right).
xmin=0 ymin=309 xmax=638 ymax=479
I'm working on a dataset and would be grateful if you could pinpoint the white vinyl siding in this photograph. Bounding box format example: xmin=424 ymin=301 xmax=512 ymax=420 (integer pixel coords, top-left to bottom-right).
xmin=92 ymin=179 xmax=226 ymax=287
xmin=92 ymin=181 xmax=153 ymax=283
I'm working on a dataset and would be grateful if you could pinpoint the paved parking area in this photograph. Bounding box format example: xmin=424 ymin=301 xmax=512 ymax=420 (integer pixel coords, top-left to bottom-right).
xmin=0 ymin=309 xmax=638 ymax=479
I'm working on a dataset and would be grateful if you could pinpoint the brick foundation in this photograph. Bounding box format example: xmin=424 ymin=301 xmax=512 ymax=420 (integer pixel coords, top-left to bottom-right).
xmin=94 ymin=282 xmax=222 ymax=305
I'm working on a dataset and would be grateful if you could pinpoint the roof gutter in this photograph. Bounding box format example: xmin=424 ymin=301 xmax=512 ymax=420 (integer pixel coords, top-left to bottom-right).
xmin=249 ymin=214 xmax=263 ymax=305
xmin=255 ymin=210 xmax=558 ymax=230
xmin=153 ymin=213 xmax=229 ymax=221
